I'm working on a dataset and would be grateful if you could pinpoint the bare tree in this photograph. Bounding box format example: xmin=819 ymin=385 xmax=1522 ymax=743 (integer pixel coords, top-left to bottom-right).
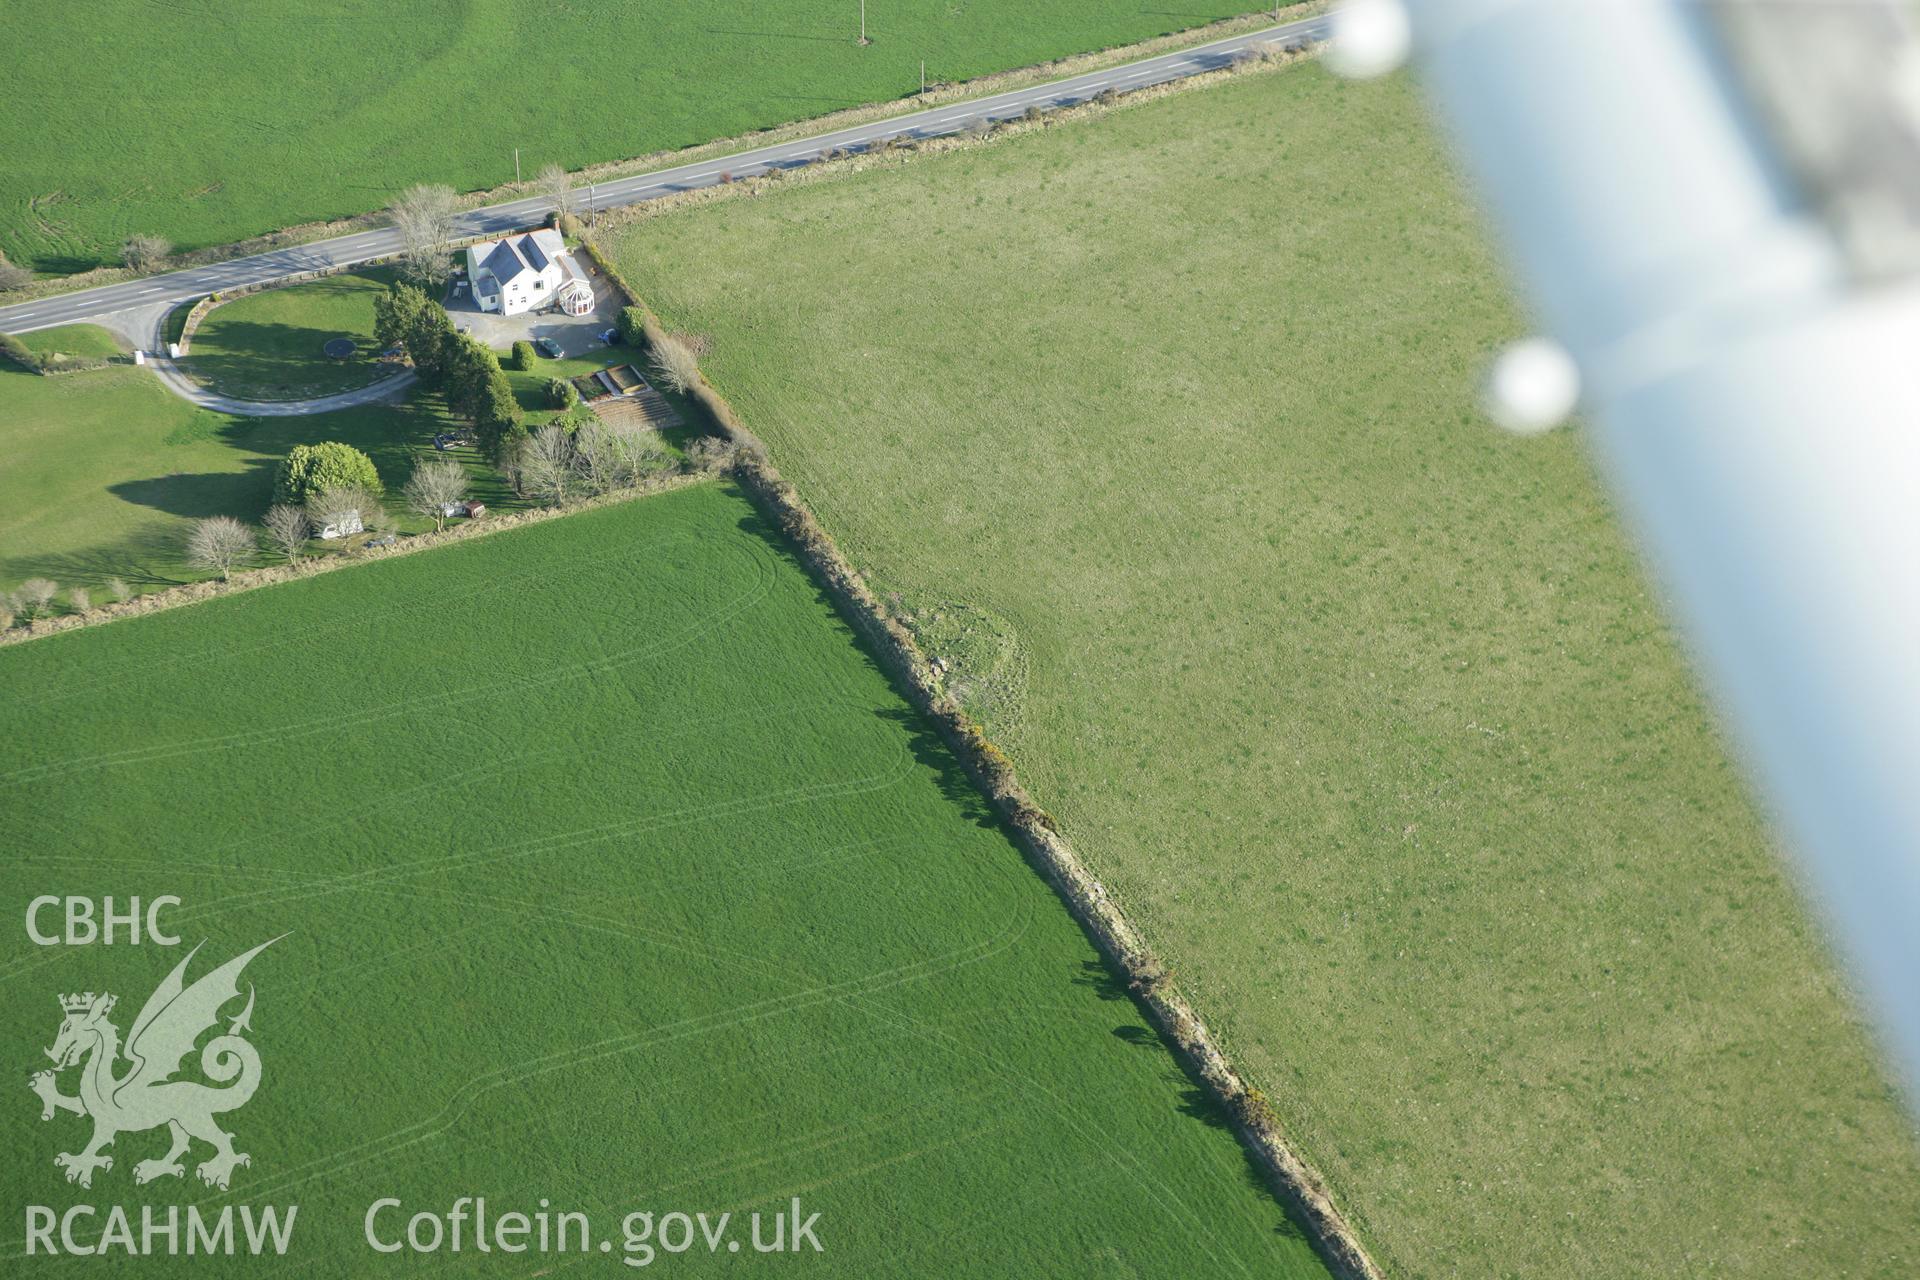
xmin=307 ymin=484 xmax=382 ymax=538
xmin=121 ymin=234 xmax=172 ymax=273
xmin=9 ymin=578 xmax=58 ymax=620
xmin=537 ymin=164 xmax=576 ymax=218
xmin=68 ymin=587 xmax=90 ymax=614
xmin=403 ymin=458 xmax=468 ymax=532
xmin=574 ymin=420 xmax=670 ymax=494
xmin=104 ymin=576 xmax=132 ymax=604
xmin=0 ymin=261 xmax=30 ymax=291
xmin=648 ymin=334 xmax=701 ymax=394
xmin=186 ymin=517 xmax=257 ymax=581
xmin=388 ymin=184 xmax=460 ymax=287
xmin=262 ymin=504 xmax=312 ymax=563
xmin=574 ymin=422 xmax=625 ymax=494
xmin=518 ymin=424 xmax=580 ymax=507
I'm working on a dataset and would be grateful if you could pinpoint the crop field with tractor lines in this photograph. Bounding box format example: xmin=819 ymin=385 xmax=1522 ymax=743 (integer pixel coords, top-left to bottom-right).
xmin=0 ymin=484 xmax=1334 ymax=1277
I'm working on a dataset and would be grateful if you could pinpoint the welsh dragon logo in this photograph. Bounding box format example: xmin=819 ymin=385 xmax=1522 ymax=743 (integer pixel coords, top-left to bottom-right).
xmin=28 ymin=938 xmax=279 ymax=1191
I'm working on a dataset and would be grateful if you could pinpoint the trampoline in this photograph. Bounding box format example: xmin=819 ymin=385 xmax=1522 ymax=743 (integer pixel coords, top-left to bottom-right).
xmin=322 ymin=337 xmax=357 ymax=360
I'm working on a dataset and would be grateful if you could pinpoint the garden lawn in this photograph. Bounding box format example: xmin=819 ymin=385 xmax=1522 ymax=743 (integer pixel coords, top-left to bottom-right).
xmin=0 ymin=361 xmax=513 ymax=596
xmin=0 ymin=484 xmax=1330 ymax=1279
xmin=606 ymin=65 xmax=1920 ymax=1279
xmin=183 ymin=267 xmax=403 ymax=401
xmin=1 ymin=0 xmax=1263 ymax=273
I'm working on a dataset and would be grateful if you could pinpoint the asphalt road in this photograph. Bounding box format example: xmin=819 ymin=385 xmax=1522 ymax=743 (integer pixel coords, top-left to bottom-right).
xmin=0 ymin=15 xmax=1328 ymax=339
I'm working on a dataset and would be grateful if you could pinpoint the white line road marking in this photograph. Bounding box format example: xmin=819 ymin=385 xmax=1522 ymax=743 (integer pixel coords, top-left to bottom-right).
xmin=0 ymin=17 xmax=1327 ymax=335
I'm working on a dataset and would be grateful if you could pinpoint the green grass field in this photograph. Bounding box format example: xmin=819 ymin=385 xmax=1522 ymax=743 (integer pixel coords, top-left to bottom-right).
xmin=0 ymin=484 xmax=1331 ymax=1278
xmin=0 ymin=0 xmax=1258 ymax=274
xmin=0 ymin=358 xmax=513 ymax=596
xmin=184 ymin=268 xmax=402 ymax=401
xmin=13 ymin=324 xmax=124 ymax=362
xmin=605 ymin=66 xmax=1920 ymax=1278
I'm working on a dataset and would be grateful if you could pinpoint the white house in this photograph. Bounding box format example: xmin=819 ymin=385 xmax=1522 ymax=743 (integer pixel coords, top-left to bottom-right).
xmin=464 ymin=228 xmax=593 ymax=317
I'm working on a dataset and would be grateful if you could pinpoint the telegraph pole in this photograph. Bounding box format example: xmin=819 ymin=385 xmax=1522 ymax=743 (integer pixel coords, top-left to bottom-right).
xmin=514 ymin=148 xmax=521 ymax=183
xmin=858 ymin=0 xmax=869 ymax=45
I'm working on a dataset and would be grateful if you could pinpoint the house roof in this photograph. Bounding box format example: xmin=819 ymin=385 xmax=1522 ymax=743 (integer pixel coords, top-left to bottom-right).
xmin=466 ymin=229 xmax=572 ymax=295
xmin=482 ymin=238 xmax=532 ymax=285
xmin=520 ymin=232 xmax=549 ymax=274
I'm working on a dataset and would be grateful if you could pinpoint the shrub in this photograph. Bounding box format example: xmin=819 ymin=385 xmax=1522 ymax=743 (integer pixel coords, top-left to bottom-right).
xmin=1235 ymin=1086 xmax=1279 ymax=1132
xmin=616 ymin=306 xmax=648 ymax=347
xmin=9 ymin=578 xmax=58 ymax=620
xmin=511 ymin=339 xmax=537 ymax=372
xmin=547 ymin=376 xmax=578 ymax=409
xmin=275 ymin=442 xmax=384 ymax=506
xmin=683 ymin=435 xmax=735 ymax=473
xmin=1129 ymin=958 xmax=1171 ymax=995
xmin=122 ymin=234 xmax=172 ymax=273
xmin=0 ymin=331 xmax=40 ymax=372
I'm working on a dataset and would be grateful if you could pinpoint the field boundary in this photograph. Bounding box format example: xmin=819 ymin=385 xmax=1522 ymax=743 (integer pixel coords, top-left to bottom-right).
xmin=173 ymin=294 xmax=220 ymax=355
xmin=586 ymin=266 xmax=1384 ymax=1280
xmin=0 ymin=5 xmax=1321 ymax=302
xmin=0 ymin=472 xmax=714 ymax=647
xmin=0 ymin=330 xmax=117 ymax=376
xmin=575 ymin=39 xmax=1318 ymax=238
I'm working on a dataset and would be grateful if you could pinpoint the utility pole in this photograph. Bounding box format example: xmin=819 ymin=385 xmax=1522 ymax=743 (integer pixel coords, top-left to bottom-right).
xmin=858 ymin=0 xmax=869 ymax=45
xmin=514 ymin=148 xmax=521 ymax=183
xmin=588 ymin=182 xmax=596 ymax=228
xmin=921 ymin=59 xmax=926 ymax=94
